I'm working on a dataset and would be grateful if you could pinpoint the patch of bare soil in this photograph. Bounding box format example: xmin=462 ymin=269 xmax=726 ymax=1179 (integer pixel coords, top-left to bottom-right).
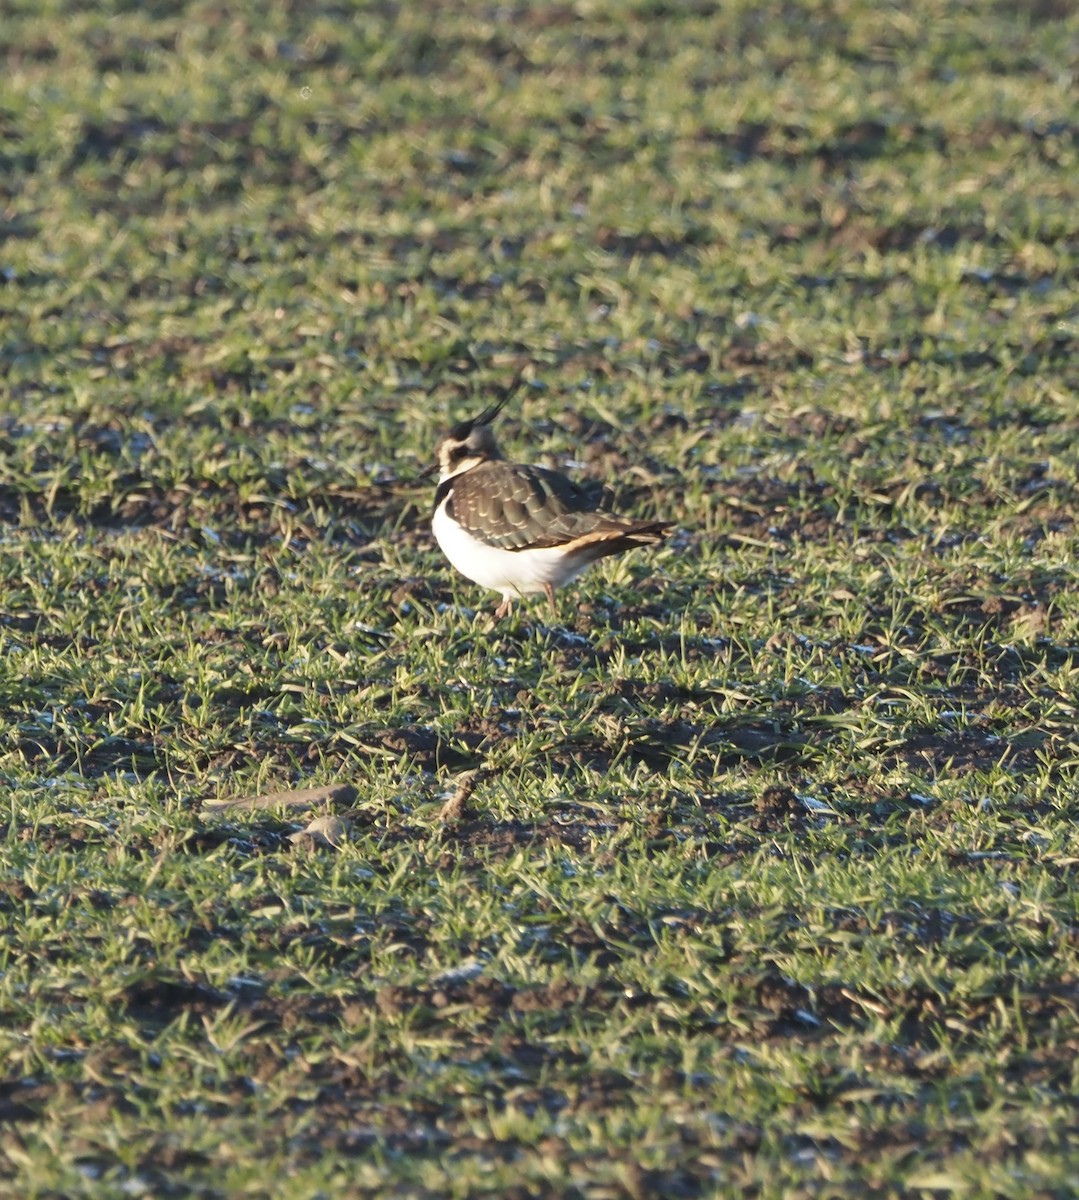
xmin=889 ymin=725 xmax=1040 ymax=774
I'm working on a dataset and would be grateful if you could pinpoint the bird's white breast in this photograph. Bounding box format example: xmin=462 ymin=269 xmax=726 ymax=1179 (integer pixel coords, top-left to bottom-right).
xmin=432 ymin=500 xmax=589 ymax=597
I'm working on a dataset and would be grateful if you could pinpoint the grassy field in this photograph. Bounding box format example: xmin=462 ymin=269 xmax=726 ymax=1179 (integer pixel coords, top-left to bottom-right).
xmin=3 ymin=0 xmax=1079 ymax=1196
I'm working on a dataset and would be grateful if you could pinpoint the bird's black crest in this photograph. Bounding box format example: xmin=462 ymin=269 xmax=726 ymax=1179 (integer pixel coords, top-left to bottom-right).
xmin=470 ymin=392 xmax=510 ymax=428
xmin=447 ymin=375 xmax=527 ymax=440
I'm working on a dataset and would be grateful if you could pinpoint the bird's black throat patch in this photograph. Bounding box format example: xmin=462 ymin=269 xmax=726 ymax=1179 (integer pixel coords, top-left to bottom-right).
xmin=433 ymin=477 xmax=455 ymax=511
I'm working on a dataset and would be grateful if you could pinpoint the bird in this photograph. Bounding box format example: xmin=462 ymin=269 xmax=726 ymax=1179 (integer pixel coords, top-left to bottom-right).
xmin=425 ymin=389 xmax=672 ymax=620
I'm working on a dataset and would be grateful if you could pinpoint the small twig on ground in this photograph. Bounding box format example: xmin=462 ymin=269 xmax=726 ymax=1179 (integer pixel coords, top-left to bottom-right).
xmin=204 ymin=784 xmax=358 ymax=815
xmin=439 ymin=768 xmax=487 ymax=824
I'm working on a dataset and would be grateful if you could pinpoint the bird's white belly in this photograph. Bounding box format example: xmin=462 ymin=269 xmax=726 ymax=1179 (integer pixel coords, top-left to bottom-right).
xmin=432 ymin=506 xmax=588 ymax=596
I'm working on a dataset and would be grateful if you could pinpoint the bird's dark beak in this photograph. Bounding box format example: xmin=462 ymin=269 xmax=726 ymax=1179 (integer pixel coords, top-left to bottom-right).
xmin=417 ymin=461 xmax=438 ymax=481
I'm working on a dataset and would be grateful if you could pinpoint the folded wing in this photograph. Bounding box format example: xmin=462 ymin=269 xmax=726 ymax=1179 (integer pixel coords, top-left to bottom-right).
xmin=447 ymin=462 xmax=669 ymax=553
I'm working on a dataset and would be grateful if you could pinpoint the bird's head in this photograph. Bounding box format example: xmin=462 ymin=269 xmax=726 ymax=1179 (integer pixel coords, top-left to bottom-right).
xmin=427 ymin=393 xmax=510 ymax=482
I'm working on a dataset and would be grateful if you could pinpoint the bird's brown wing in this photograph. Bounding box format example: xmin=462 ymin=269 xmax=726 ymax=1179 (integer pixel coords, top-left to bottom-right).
xmin=444 ymin=461 xmax=661 ymax=552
